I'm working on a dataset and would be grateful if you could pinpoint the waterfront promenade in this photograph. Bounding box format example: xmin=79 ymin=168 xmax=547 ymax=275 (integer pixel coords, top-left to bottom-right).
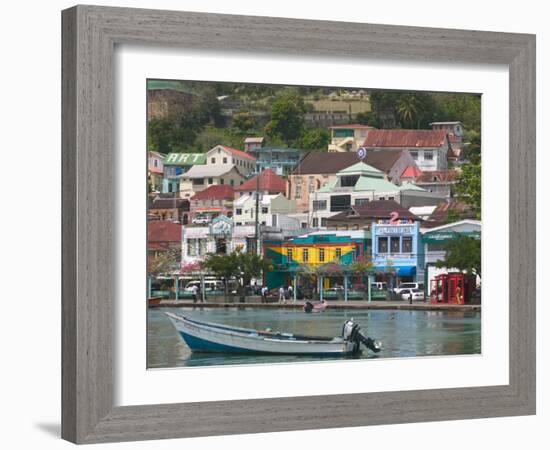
xmin=154 ymin=299 xmax=481 ymax=312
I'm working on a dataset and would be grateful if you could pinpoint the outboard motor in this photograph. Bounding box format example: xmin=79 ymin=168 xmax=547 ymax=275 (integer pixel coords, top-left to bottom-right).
xmin=342 ymin=319 xmax=382 ymax=354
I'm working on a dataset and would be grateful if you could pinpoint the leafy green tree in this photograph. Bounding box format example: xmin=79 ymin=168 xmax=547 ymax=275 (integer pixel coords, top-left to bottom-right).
xmin=299 ymin=128 xmax=330 ymax=150
xmin=236 ymin=250 xmax=273 ymax=290
xmin=453 ymin=133 xmax=481 ymax=219
xmin=202 ymin=252 xmax=240 ymax=300
xmin=436 ymin=234 xmax=481 ymax=278
xmin=202 ymin=249 xmax=272 ymax=299
xmin=264 ymin=89 xmax=306 ymax=146
xmin=232 ymin=111 xmax=256 ymax=135
xmin=147 ymin=116 xmax=198 ymax=153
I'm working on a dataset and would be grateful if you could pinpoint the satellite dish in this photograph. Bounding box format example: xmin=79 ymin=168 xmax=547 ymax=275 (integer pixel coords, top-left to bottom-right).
xmin=357 ymin=147 xmax=366 ymax=160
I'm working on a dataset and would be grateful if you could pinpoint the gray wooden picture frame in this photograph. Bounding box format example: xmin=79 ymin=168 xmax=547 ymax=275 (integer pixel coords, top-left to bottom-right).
xmin=61 ymin=5 xmax=536 ymax=444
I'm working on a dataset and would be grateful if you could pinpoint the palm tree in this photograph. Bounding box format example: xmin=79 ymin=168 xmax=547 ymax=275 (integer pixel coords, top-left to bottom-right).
xmin=396 ymin=94 xmax=420 ymax=128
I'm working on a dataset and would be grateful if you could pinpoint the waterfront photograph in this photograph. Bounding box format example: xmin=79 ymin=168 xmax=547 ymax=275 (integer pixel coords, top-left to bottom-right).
xmin=146 ymin=79 xmax=482 ymax=368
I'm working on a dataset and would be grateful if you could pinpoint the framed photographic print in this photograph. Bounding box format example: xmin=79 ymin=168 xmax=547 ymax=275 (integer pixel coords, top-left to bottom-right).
xmin=62 ymin=5 xmax=536 ymax=444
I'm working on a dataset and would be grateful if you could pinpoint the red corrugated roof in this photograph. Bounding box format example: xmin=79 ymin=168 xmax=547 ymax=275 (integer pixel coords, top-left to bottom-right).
xmin=147 ymin=221 xmax=181 ymax=243
xmin=191 ymin=184 xmax=235 ymax=200
xmin=401 ymin=165 xmax=422 ymax=178
xmin=221 ymin=145 xmax=256 ymax=161
xmin=363 ymin=129 xmax=448 ymax=148
xmin=235 ymin=168 xmax=286 ymax=193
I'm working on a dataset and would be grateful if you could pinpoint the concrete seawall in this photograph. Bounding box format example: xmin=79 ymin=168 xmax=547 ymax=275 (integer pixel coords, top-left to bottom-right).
xmin=153 ymin=299 xmax=481 ymax=312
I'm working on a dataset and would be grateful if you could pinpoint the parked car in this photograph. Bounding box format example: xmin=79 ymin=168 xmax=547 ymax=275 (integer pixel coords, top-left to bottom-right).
xmin=371 ymin=282 xmax=387 ymax=290
xmin=399 ymin=288 xmax=425 ymax=301
xmin=393 ymin=282 xmax=424 ymax=295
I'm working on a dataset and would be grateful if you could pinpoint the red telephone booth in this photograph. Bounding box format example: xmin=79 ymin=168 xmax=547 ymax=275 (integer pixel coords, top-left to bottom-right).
xmin=430 ymin=272 xmax=476 ymax=304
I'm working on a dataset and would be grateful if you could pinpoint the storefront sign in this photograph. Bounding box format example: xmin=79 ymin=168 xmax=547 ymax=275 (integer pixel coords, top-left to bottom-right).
xmin=376 ymin=225 xmax=415 ymax=235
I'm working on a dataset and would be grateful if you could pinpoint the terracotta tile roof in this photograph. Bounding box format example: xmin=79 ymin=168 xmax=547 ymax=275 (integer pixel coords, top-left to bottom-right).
xmin=235 ymin=168 xmax=286 ymax=193
xmin=147 ymin=220 xmax=181 ymax=243
xmin=221 ymin=145 xmax=256 ymax=161
xmin=363 ymin=129 xmax=449 ymax=148
xmin=292 ymin=152 xmax=359 ymax=175
xmin=190 ymin=184 xmax=235 ymax=200
xmin=401 ymin=165 xmax=422 ymax=178
xmin=327 ymin=200 xmax=421 ymax=222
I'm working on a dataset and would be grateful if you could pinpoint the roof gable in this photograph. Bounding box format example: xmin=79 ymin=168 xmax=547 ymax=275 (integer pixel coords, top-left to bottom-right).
xmin=191 ymin=184 xmax=235 ymax=200
xmin=235 ymin=168 xmax=286 ymax=192
xmin=338 ymin=162 xmax=384 ymax=178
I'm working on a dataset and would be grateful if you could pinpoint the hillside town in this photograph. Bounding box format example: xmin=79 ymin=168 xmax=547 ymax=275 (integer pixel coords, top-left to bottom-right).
xmin=147 ymin=82 xmax=481 ymax=307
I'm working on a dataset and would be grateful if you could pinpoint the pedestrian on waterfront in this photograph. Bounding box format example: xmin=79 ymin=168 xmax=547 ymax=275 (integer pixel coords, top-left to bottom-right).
xmin=279 ymin=286 xmax=286 ymax=304
xmin=287 ymin=285 xmax=294 ymax=302
xmin=261 ymin=286 xmax=268 ymax=303
xmin=192 ymin=284 xmax=198 ymax=303
xmin=409 ymin=290 xmax=413 ymax=305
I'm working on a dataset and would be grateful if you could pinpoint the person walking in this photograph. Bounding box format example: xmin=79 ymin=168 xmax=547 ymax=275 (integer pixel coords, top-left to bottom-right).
xmin=287 ymin=285 xmax=294 ymax=302
xmin=261 ymin=286 xmax=268 ymax=303
xmin=278 ymin=286 xmax=286 ymax=304
xmin=408 ymin=290 xmax=413 ymax=305
xmin=192 ymin=284 xmax=198 ymax=304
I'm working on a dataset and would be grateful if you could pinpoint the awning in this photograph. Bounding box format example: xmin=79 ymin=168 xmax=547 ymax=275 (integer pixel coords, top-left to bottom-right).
xmin=374 ymin=265 xmax=416 ymax=276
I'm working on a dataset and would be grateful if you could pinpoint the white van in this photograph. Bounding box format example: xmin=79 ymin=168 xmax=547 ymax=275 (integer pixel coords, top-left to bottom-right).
xmin=371 ymin=282 xmax=387 ymax=290
xmin=184 ymin=280 xmax=224 ymax=294
xmin=393 ymin=282 xmax=424 ymax=295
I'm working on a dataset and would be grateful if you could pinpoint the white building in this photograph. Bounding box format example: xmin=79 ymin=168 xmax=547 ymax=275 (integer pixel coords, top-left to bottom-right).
xmin=363 ymin=129 xmax=451 ymax=171
xmin=206 ymin=145 xmax=256 ymax=177
xmin=309 ymin=162 xmax=441 ymax=227
xmin=421 ymin=219 xmax=481 ymax=295
xmin=179 ymin=165 xmax=245 ymax=198
xmin=233 ymin=193 xmax=297 ymax=227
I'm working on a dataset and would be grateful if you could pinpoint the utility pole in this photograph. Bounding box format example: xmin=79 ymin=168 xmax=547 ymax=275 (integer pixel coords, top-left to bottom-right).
xmin=254 ymin=169 xmax=261 ymax=255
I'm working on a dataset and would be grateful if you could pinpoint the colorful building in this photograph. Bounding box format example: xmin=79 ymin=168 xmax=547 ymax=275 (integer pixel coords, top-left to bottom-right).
xmin=421 ymin=219 xmax=481 ymax=296
xmin=371 ymin=220 xmax=423 ymax=285
xmin=264 ymin=230 xmax=370 ymax=293
xmin=162 ymin=153 xmax=206 ymax=194
xmin=189 ymin=184 xmax=235 ymax=221
xmin=328 ymin=124 xmax=375 ymax=152
xmin=148 ymin=151 xmax=165 ymax=193
xmin=249 ymin=146 xmax=305 ymax=176
xmin=363 ymin=129 xmax=451 ymax=171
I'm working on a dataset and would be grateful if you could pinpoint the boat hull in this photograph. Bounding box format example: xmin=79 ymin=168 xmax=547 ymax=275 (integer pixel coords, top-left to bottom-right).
xmin=166 ymin=313 xmax=357 ymax=356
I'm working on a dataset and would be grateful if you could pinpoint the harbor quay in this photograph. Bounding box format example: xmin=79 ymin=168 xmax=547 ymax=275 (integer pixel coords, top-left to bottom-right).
xmin=153 ymin=299 xmax=481 ymax=312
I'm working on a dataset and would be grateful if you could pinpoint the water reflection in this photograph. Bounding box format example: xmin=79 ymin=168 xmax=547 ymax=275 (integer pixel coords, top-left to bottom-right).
xmin=147 ymin=307 xmax=481 ymax=368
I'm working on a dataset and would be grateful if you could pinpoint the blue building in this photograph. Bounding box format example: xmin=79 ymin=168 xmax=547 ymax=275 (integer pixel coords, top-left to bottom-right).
xmin=371 ymin=221 xmax=424 ymax=285
xmin=162 ymin=153 xmax=206 ymax=194
xmin=249 ymin=147 xmax=305 ymax=176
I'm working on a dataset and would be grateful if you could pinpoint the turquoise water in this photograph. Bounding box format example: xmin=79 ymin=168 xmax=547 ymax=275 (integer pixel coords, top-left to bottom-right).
xmin=147 ymin=307 xmax=481 ymax=368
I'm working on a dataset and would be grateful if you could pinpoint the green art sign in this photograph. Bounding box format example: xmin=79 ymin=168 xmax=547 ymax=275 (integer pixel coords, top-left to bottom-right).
xmin=422 ymin=230 xmax=480 ymax=244
xmin=163 ymin=153 xmax=206 ymax=166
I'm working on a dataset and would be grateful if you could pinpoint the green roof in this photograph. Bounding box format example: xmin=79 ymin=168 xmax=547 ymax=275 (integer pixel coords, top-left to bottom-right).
xmin=398 ymin=181 xmax=426 ymax=191
xmin=316 ymin=180 xmax=338 ymax=193
xmin=338 ymin=162 xmax=384 ymax=178
xmin=353 ymin=176 xmax=402 ymax=192
xmin=163 ymin=153 xmax=206 ymax=166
